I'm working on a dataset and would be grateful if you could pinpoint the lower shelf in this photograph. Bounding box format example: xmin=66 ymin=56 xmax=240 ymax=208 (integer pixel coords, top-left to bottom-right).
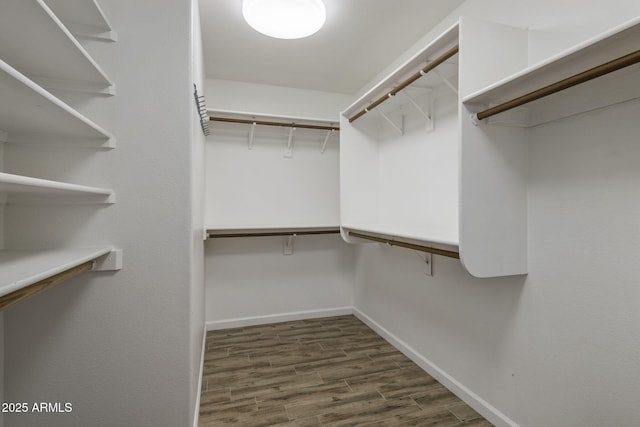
xmin=0 ymin=247 xmax=115 ymax=309
xmin=341 ymin=225 xmax=460 ymax=260
xmin=207 ymin=226 xmax=341 ymax=239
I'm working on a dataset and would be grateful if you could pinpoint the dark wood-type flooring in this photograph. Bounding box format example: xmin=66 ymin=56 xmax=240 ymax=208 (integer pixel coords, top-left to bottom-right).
xmin=199 ymin=315 xmax=493 ymax=427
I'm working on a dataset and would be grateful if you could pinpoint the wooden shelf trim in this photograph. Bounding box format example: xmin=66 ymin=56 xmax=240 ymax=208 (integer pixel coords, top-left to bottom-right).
xmin=0 ymin=261 xmax=93 ymax=311
xmin=348 ymin=231 xmax=460 ymax=259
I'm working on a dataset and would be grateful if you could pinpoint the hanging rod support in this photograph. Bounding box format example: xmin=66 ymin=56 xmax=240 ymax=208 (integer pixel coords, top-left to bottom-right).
xmin=321 ymin=129 xmax=334 ymax=153
xmin=285 ymin=127 xmax=295 ymax=157
xmin=434 ymin=69 xmax=458 ymax=95
xmin=348 ymin=231 xmax=460 ymax=259
xmin=378 ymin=110 xmax=403 ymax=135
xmin=348 ymin=44 xmax=459 ymax=123
xmin=475 ymin=49 xmax=640 ymax=121
xmin=402 ymin=90 xmax=433 ymax=131
xmin=248 ymin=121 xmax=256 ymax=150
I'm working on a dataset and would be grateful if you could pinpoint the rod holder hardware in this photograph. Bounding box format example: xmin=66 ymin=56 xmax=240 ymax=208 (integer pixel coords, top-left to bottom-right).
xmin=474 ymin=49 xmax=640 ymax=121
xmin=284 ymin=127 xmax=295 ymax=158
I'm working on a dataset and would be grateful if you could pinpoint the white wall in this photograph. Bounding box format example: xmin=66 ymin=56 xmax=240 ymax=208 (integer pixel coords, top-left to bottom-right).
xmin=204 ymin=79 xmax=355 ymax=327
xmin=3 ymin=0 xmax=202 ymax=425
xmin=189 ymin=0 xmax=206 ymax=425
xmin=352 ymin=1 xmax=640 ymax=426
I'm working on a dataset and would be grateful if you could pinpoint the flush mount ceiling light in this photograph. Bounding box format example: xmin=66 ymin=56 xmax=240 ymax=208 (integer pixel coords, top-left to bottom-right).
xmin=242 ymin=0 xmax=326 ymax=39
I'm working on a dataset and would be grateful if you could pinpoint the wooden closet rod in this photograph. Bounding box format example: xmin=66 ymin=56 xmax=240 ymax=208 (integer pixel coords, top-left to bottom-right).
xmin=0 ymin=261 xmax=94 ymax=311
xmin=475 ymin=49 xmax=640 ymax=121
xmin=348 ymin=231 xmax=460 ymax=259
xmin=348 ymin=45 xmax=459 ymax=123
xmin=210 ymin=116 xmax=339 ymax=131
xmin=209 ymin=229 xmax=341 ymax=238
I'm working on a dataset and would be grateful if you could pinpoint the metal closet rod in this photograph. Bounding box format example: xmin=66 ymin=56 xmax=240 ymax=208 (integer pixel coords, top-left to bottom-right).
xmin=348 ymin=231 xmax=460 ymax=259
xmin=348 ymin=44 xmax=459 ymax=123
xmin=0 ymin=261 xmax=94 ymax=311
xmin=475 ymin=49 xmax=640 ymax=121
xmin=209 ymin=229 xmax=341 ymax=238
xmin=210 ymin=116 xmax=339 ymax=131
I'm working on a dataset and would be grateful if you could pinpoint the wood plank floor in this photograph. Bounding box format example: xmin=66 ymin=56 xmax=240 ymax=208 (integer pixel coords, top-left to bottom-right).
xmin=199 ymin=315 xmax=493 ymax=427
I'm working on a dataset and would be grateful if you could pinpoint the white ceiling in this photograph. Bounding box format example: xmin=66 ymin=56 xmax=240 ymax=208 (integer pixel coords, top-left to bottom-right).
xmin=199 ymin=0 xmax=464 ymax=95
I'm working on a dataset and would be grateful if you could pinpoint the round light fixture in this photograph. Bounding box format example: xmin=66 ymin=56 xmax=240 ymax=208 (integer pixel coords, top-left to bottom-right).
xmin=242 ymin=0 xmax=326 ymax=40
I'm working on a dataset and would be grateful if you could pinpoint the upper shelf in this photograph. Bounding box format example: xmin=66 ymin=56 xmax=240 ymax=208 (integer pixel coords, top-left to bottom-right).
xmin=0 ymin=172 xmax=115 ymax=204
xmin=463 ymin=17 xmax=640 ymax=126
xmin=0 ymin=59 xmax=114 ymax=146
xmin=43 ymin=0 xmax=116 ymax=41
xmin=0 ymin=0 xmax=114 ymax=93
xmin=343 ymin=22 xmax=459 ymax=121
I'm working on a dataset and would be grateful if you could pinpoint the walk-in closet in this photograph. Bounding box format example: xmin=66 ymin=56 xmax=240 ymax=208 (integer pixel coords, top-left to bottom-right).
xmin=1 ymin=1 xmax=639 ymax=426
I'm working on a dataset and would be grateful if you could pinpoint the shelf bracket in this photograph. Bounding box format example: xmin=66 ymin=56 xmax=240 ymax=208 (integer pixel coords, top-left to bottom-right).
xmin=248 ymin=122 xmax=256 ymax=150
xmin=283 ymin=235 xmax=294 ymax=255
xmin=92 ymin=249 xmax=123 ymax=271
xmin=321 ymin=129 xmax=334 ymax=153
xmin=402 ymin=90 xmax=434 ymax=132
xmin=433 ymin=69 xmax=458 ymax=96
xmin=284 ymin=127 xmax=295 ymax=158
xmin=377 ymin=110 xmax=404 ymax=136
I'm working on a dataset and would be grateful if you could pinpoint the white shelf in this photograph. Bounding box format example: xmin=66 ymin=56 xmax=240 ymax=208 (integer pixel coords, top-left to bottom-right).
xmin=0 ymin=0 xmax=114 ymax=93
xmin=0 ymin=247 xmax=112 ymax=298
xmin=341 ymin=224 xmax=459 ymax=251
xmin=0 ymin=59 xmax=114 ymax=146
xmin=43 ymin=0 xmax=116 ymax=41
xmin=463 ymin=17 xmax=640 ymax=126
xmin=343 ymin=22 xmax=459 ymax=119
xmin=0 ymin=172 xmax=114 ymax=204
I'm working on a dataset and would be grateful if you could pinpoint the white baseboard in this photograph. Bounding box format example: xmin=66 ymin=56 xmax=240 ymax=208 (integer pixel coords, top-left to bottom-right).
xmin=205 ymin=307 xmax=353 ymax=331
xmin=352 ymin=308 xmax=519 ymax=427
xmin=192 ymin=328 xmax=206 ymax=427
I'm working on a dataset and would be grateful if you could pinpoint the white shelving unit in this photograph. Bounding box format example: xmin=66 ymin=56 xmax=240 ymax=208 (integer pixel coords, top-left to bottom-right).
xmin=0 ymin=0 xmax=115 ymax=94
xmin=341 ymin=17 xmax=639 ymax=277
xmin=457 ymin=16 xmax=640 ymax=277
xmin=340 ymin=23 xmax=461 ymax=260
xmin=0 ymin=0 xmax=119 ymax=308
